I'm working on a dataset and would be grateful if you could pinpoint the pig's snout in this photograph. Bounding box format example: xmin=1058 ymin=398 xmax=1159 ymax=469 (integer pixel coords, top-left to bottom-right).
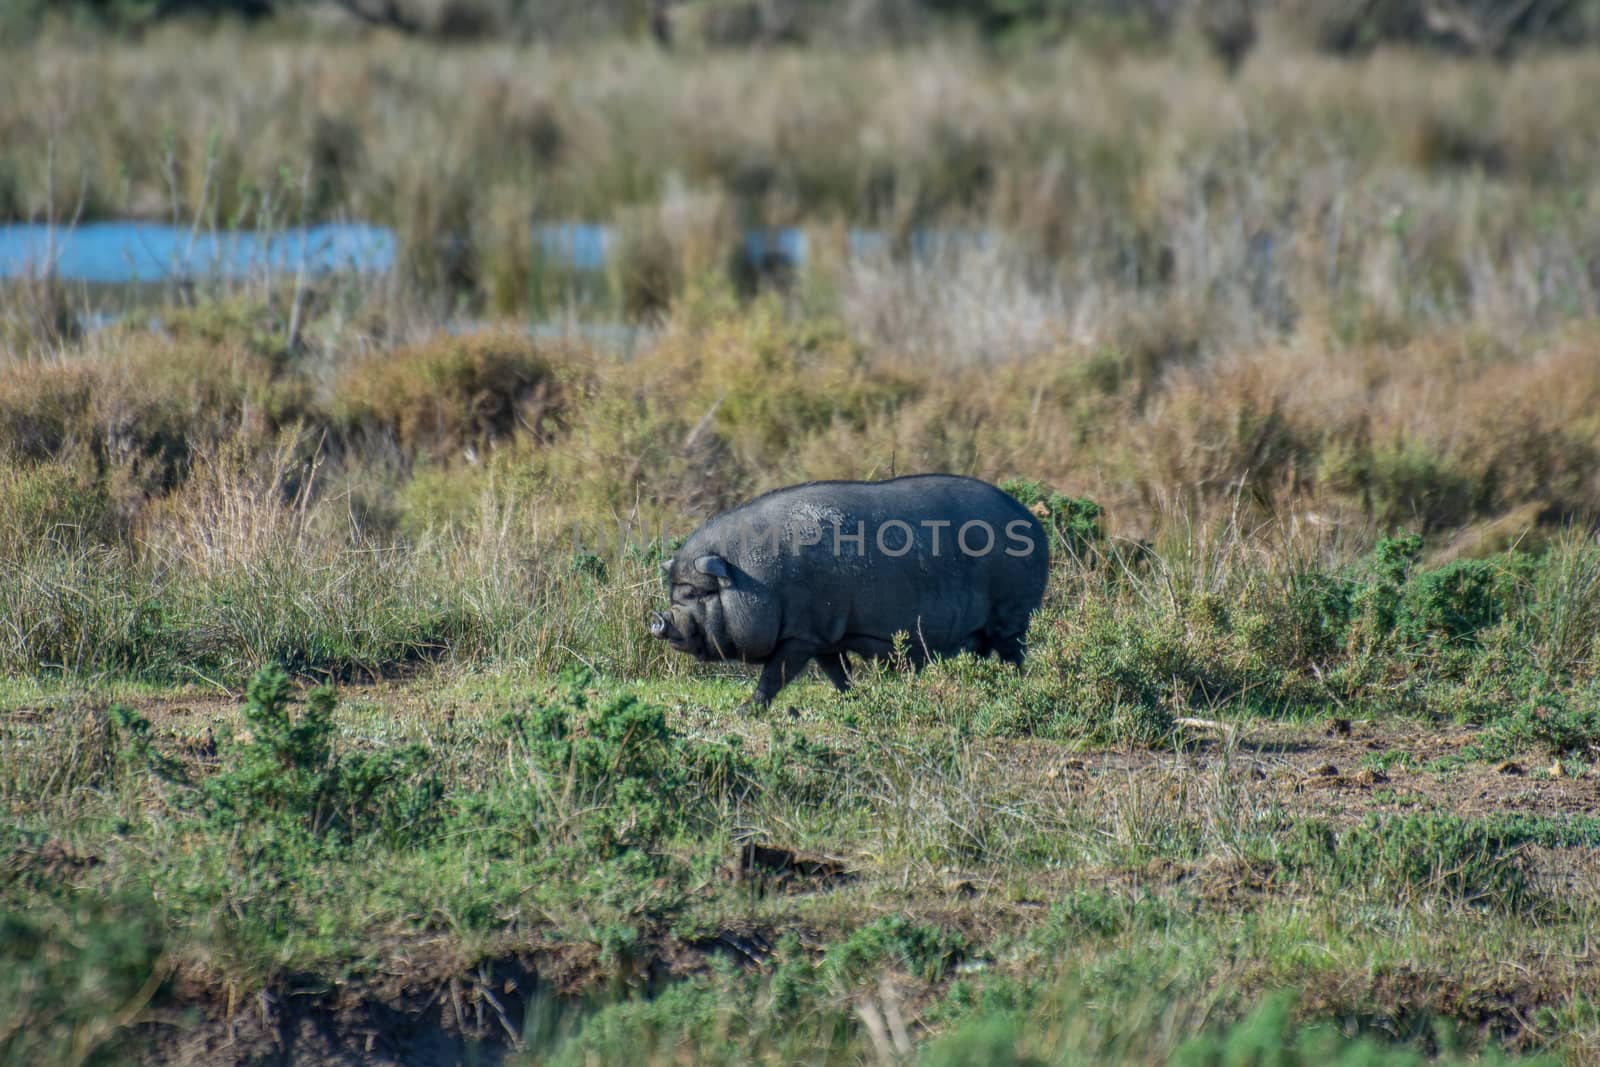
xmin=649 ymin=611 xmax=671 ymax=639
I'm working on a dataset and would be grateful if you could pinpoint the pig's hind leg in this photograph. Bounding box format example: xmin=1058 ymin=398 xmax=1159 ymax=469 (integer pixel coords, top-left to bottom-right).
xmin=817 ymin=651 xmax=853 ymax=692
xmin=984 ymin=601 xmax=1035 ymax=669
xmin=987 ymin=629 xmax=1027 ymax=668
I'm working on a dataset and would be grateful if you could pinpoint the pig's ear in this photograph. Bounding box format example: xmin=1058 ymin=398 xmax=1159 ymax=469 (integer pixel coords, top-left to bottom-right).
xmin=659 ymin=559 xmax=672 ymax=582
xmin=694 ymin=554 xmax=734 ymax=588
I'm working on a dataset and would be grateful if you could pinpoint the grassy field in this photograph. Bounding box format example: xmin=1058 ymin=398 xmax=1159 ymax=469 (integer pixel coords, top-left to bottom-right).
xmin=5 ymin=19 xmax=1600 ymax=1067
xmin=7 ymin=33 xmax=1600 ymax=327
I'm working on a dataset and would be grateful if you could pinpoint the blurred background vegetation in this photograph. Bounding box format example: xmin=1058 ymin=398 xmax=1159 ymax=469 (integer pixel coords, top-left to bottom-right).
xmin=5 ymin=0 xmax=1600 ymax=51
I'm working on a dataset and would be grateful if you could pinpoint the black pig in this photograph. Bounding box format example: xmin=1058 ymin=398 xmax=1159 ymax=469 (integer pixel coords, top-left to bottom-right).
xmin=649 ymin=474 xmax=1049 ymax=709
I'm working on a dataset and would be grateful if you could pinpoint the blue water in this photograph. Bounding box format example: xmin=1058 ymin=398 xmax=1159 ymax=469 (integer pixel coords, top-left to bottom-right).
xmin=743 ymin=227 xmax=808 ymax=267
xmin=0 ymin=222 xmax=397 ymax=283
xmin=0 ymin=220 xmax=995 ymax=285
xmin=536 ymin=223 xmax=610 ymax=272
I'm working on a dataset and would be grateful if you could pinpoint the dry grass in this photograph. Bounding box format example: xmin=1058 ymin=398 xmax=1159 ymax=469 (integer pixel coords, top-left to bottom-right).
xmin=5 ymin=37 xmax=1600 ymax=339
xmin=2 ymin=291 xmax=1595 ymax=685
xmin=327 ymin=328 xmax=587 ymax=462
xmin=3 ymin=31 xmax=1600 ymax=682
xmin=6 ymin=303 xmax=1599 ymax=556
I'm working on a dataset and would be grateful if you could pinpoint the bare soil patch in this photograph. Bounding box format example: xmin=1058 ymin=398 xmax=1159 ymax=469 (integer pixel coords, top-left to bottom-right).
xmin=987 ymin=718 xmax=1599 ymax=827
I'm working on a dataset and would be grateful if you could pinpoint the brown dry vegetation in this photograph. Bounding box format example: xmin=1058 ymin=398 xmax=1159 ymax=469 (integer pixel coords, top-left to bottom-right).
xmin=5 ymin=38 xmax=1600 ymax=333
xmin=9 ymin=304 xmax=1596 ymax=555
xmin=2 ymin=292 xmax=1598 ymax=697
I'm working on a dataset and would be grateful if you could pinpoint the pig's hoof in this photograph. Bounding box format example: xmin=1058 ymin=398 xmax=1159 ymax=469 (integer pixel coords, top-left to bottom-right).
xmin=736 ymin=699 xmax=769 ymax=716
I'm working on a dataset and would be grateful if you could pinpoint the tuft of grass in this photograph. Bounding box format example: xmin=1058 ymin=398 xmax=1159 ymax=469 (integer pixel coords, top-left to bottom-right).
xmin=1281 ymin=812 xmax=1533 ymax=912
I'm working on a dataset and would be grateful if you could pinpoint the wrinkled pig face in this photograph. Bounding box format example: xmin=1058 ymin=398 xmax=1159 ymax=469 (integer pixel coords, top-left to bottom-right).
xmin=649 ymin=555 xmax=737 ymax=662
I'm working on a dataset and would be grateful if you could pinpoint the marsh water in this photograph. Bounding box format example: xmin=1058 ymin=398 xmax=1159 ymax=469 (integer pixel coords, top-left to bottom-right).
xmin=0 ymin=220 xmax=995 ymax=354
xmin=0 ymin=220 xmax=996 ymax=284
xmin=0 ymin=221 xmax=398 ymax=282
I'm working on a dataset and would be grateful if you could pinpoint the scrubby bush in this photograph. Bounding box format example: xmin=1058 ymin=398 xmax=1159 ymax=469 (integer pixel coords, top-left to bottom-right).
xmin=1488 ymin=687 xmax=1600 ymax=758
xmin=0 ymin=459 xmax=122 ymax=555
xmin=0 ymin=884 xmax=168 ymax=1067
xmin=455 ymin=669 xmax=749 ymax=860
xmin=687 ymin=304 xmax=918 ymax=461
xmin=0 ymin=334 xmax=293 ymax=499
xmin=1403 ymin=558 xmax=1506 ymax=645
xmin=189 ymin=666 xmax=438 ymax=845
xmin=1000 ymin=478 xmax=1105 ymax=562
xmin=1332 ymin=534 xmax=1524 ymax=663
xmin=328 ymin=330 xmax=582 ymax=462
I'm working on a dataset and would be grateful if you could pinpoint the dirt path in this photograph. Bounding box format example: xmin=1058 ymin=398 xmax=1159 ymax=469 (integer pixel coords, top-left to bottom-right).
xmin=1050 ymin=718 xmax=1600 ymax=824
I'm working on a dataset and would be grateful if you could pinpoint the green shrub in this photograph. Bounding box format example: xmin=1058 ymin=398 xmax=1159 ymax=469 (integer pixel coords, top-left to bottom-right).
xmin=0 ymin=887 xmax=167 ymax=1067
xmin=1352 ymin=533 xmax=1423 ymax=644
xmin=469 ymin=669 xmax=748 ymax=860
xmin=1345 ymin=535 xmax=1518 ymax=656
xmin=0 ymin=461 xmax=120 ymax=556
xmin=1041 ymin=604 xmax=1165 ymax=739
xmin=826 ymin=915 xmax=968 ymax=985
xmin=1276 ymin=570 xmax=1361 ymax=664
xmin=697 ymin=306 xmax=916 ymax=462
xmin=1028 ymin=593 xmax=1321 ymax=739
xmin=195 ymin=665 xmax=439 ymax=846
xmin=328 ymin=330 xmax=579 ymax=461
xmin=1000 ymin=478 xmax=1105 ymax=562
xmin=1172 ymin=991 xmax=1555 ymax=1066
xmin=1488 ymin=687 xmax=1600 ymax=758
xmin=1402 ymin=559 xmax=1505 ymax=645
xmin=0 ymin=335 xmax=293 ymax=497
